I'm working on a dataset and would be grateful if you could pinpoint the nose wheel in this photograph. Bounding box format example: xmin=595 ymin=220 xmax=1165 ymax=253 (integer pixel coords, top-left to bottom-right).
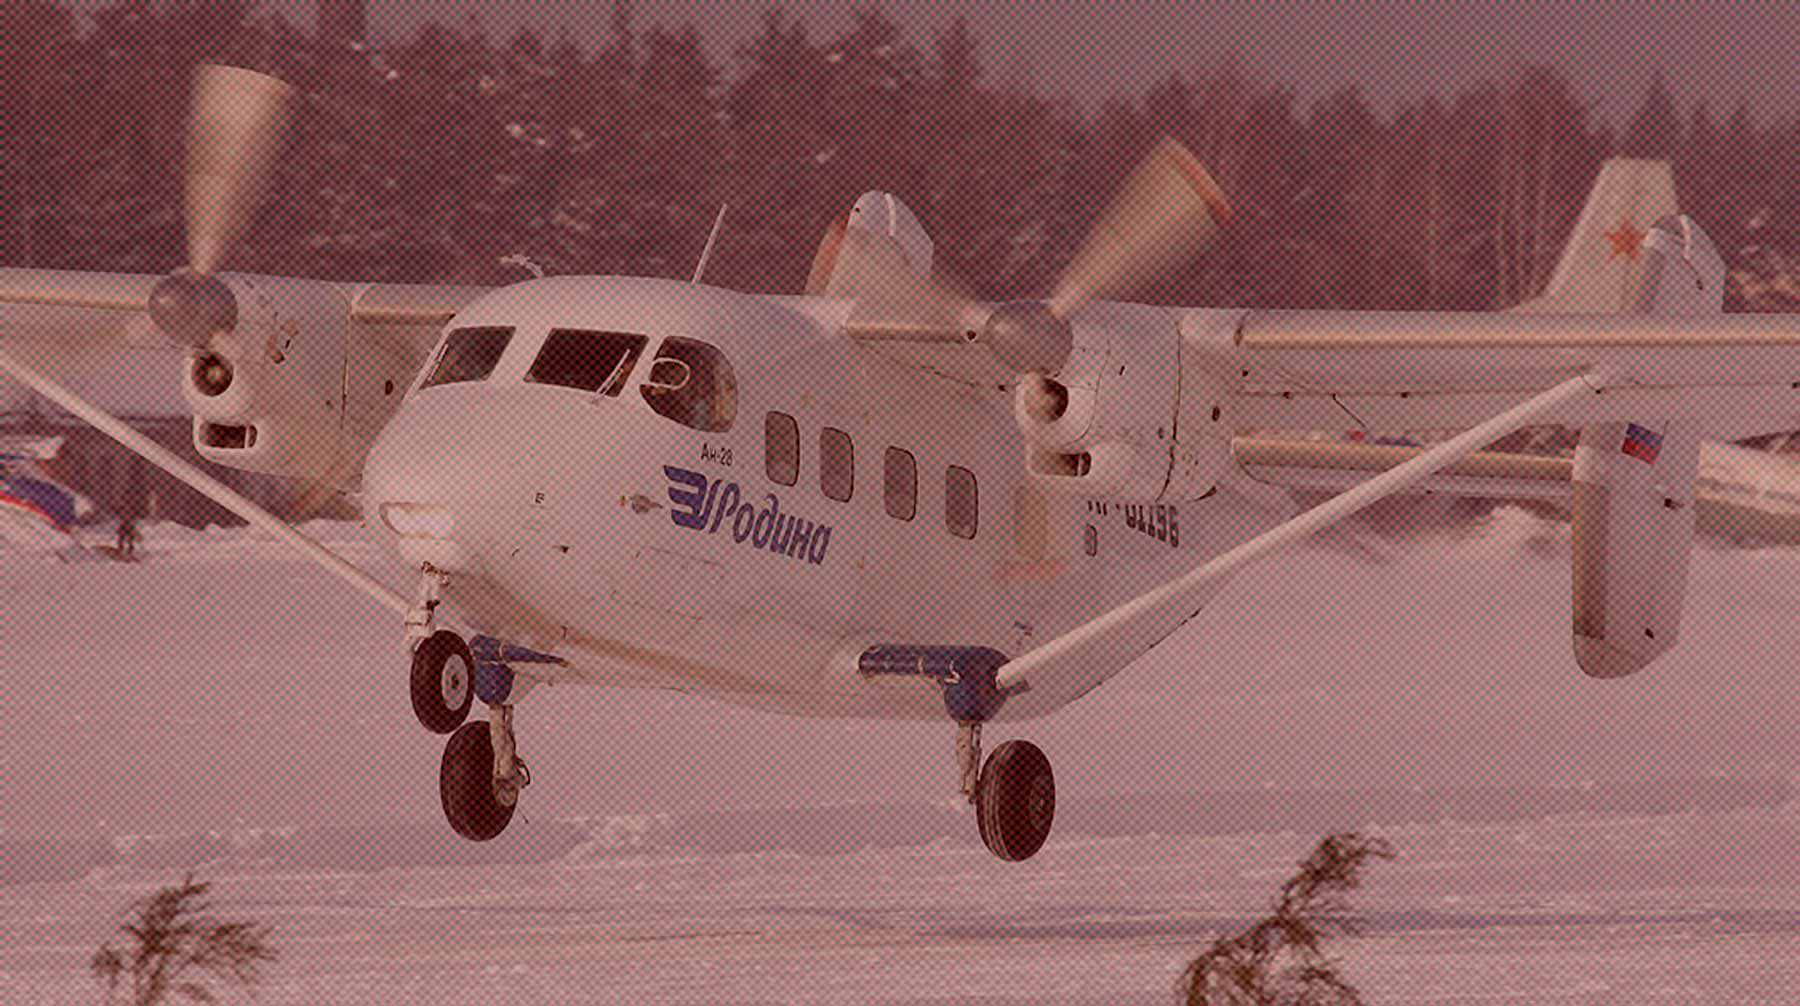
xmin=410 ymin=630 xmax=474 ymax=734
xmin=439 ymin=712 xmax=528 ymax=842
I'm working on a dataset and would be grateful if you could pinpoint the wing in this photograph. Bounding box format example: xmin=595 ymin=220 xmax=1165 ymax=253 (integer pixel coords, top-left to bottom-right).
xmin=0 ymin=266 xmax=487 ymax=475
xmin=1001 ymin=208 xmax=1800 ymax=702
xmin=0 ymin=272 xmax=164 ymax=402
xmin=0 ymin=267 xmax=482 ymax=348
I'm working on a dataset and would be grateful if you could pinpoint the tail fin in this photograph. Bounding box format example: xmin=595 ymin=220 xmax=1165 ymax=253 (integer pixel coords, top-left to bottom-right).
xmin=804 ymin=192 xmax=934 ymax=298
xmin=1516 ymin=158 xmax=1679 ymax=314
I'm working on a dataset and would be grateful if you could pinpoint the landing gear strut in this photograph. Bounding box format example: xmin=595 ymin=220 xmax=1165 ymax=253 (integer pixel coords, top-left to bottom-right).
xmin=857 ymin=645 xmax=1055 ymax=862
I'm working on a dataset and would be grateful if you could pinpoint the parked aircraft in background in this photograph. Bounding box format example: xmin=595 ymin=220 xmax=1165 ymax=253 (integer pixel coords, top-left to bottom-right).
xmin=0 ymin=435 xmax=99 ymax=558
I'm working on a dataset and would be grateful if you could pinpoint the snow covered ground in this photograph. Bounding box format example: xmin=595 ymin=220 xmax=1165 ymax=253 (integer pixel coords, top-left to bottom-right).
xmin=3 ymin=510 xmax=1800 ymax=1004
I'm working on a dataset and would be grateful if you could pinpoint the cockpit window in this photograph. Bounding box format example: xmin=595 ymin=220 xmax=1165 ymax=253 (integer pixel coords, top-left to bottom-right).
xmin=527 ymin=329 xmax=648 ymax=395
xmin=640 ymin=337 xmax=737 ymax=433
xmin=421 ymin=326 xmax=513 ymax=388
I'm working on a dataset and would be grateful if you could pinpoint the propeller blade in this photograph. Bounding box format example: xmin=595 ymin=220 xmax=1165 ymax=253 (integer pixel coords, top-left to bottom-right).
xmin=804 ymin=214 xmax=849 ymax=297
xmin=1048 ymin=136 xmax=1231 ymax=319
xmin=185 ymin=64 xmax=295 ymax=276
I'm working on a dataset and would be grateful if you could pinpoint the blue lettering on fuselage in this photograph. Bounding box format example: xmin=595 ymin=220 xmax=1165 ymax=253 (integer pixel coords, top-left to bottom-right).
xmin=665 ymin=465 xmax=833 ymax=565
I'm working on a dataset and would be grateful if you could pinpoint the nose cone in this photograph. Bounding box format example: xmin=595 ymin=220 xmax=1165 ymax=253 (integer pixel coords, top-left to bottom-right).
xmin=363 ymin=388 xmax=511 ymax=573
xmin=364 ymin=384 xmax=652 ymax=577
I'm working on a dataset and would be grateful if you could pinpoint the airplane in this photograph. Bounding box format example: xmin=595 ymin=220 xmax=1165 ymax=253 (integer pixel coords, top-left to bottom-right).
xmin=1694 ymin=439 xmax=1800 ymax=544
xmin=0 ymin=434 xmax=100 ymax=558
xmin=5 ymin=65 xmax=1800 ymax=863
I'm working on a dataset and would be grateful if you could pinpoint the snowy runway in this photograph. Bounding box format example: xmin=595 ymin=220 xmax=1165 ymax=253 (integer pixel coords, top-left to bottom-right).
xmin=4 ymin=513 xmax=1800 ymax=1003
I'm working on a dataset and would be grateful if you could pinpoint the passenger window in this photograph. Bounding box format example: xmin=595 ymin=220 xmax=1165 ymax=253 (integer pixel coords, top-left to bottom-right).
xmin=421 ymin=326 xmax=513 ymax=388
xmin=946 ymin=465 xmax=978 ymax=539
xmin=821 ymin=428 xmax=854 ymax=502
xmin=766 ymin=412 xmax=799 ymax=486
xmin=884 ymin=447 xmax=917 ymax=520
xmin=641 ymin=337 xmax=738 ymax=433
xmin=527 ymin=329 xmax=647 ymax=394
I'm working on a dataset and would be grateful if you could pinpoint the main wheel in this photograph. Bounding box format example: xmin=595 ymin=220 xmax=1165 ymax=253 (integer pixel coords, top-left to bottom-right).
xmin=440 ymin=721 xmax=514 ymax=841
xmin=411 ymin=631 xmax=474 ymax=734
xmin=976 ymin=739 xmax=1056 ymax=862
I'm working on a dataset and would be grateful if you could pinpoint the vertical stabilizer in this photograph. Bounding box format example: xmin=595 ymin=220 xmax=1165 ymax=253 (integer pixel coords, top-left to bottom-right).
xmin=804 ymin=191 xmax=934 ymax=299
xmin=1517 ymin=159 xmax=1678 ymax=314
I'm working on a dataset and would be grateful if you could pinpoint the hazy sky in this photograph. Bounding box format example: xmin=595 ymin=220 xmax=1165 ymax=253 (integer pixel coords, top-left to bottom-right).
xmin=60 ymin=1 xmax=1800 ymax=125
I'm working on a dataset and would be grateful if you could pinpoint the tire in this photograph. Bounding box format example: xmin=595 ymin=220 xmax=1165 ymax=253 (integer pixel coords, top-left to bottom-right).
xmin=440 ymin=721 xmax=514 ymax=842
xmin=411 ymin=631 xmax=474 ymax=734
xmin=976 ymin=740 xmax=1056 ymax=862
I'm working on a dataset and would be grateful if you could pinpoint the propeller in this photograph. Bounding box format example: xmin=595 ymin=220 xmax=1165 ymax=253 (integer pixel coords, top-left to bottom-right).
xmin=841 ymin=136 xmax=1230 ymax=382
xmin=1002 ymin=137 xmax=1230 ymax=428
xmin=996 ymin=136 xmax=1230 ymax=406
xmin=1048 ymin=136 xmax=1231 ymax=320
xmin=147 ymin=65 xmax=296 ymax=351
xmin=186 ymin=65 xmax=296 ymax=275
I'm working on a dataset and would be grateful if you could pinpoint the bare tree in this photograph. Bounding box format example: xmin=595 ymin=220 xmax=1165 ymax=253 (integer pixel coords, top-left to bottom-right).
xmin=91 ymin=874 xmax=277 ymax=1006
xmin=1180 ymin=833 xmax=1395 ymax=1006
xmin=1491 ymin=66 xmax=1602 ymax=307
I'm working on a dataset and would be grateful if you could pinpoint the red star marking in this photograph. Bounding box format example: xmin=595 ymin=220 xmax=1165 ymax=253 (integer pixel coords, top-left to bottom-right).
xmin=1604 ymin=219 xmax=1645 ymax=260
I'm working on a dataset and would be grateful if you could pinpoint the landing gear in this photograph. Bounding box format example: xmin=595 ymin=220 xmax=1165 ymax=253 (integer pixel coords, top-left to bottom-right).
xmin=410 ymin=630 xmax=474 ymax=734
xmin=856 ymin=646 xmax=1053 ymax=863
xmin=953 ymin=721 xmax=1057 ymax=861
xmin=974 ymin=739 xmax=1056 ymax=862
xmin=439 ymin=706 xmax=529 ymax=842
xmin=411 ymin=614 xmax=563 ymax=842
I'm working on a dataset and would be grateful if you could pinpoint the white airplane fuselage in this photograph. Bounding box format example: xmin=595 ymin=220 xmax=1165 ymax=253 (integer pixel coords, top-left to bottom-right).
xmin=362 ymin=276 xmax=1290 ymax=721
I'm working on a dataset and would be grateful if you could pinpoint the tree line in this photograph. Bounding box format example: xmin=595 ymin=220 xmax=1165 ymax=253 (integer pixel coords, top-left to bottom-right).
xmin=4 ymin=0 xmax=1799 ymax=312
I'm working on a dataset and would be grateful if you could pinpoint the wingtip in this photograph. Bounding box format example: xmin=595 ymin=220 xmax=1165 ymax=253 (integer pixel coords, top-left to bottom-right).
xmin=1573 ymin=634 xmax=1654 ymax=680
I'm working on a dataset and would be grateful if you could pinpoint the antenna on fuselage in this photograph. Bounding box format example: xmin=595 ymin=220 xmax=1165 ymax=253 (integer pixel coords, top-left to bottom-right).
xmin=691 ymin=203 xmax=729 ymax=284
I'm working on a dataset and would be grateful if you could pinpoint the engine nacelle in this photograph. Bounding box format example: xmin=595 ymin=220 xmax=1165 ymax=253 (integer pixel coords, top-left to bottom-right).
xmin=1012 ymin=303 xmax=1234 ymax=502
xmin=182 ymin=274 xmax=421 ymax=484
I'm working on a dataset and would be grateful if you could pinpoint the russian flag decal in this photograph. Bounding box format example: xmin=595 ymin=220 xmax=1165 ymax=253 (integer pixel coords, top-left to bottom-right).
xmin=1621 ymin=422 xmax=1663 ymax=464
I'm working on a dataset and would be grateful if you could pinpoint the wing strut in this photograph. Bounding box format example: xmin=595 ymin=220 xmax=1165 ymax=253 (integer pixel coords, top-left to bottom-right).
xmin=0 ymin=343 xmax=410 ymax=617
xmin=996 ymin=371 xmax=1608 ymax=692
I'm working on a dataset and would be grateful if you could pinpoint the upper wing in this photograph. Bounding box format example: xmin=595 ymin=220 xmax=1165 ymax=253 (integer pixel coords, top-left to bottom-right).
xmin=0 ymin=278 xmax=162 ymax=413
xmin=1002 ymin=209 xmax=1799 ymax=701
xmin=0 ymin=268 xmax=162 ymax=314
xmin=0 ymin=266 xmax=489 ymax=485
xmin=1216 ymin=306 xmax=1800 ymax=440
xmin=0 ymin=266 xmax=484 ymax=347
xmin=1210 ymin=207 xmax=1785 ymax=439
xmin=1218 ymin=161 xmax=1729 ymax=438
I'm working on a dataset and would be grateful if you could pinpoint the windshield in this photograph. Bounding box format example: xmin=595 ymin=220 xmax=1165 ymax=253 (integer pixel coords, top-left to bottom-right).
xmin=640 ymin=337 xmax=737 ymax=433
xmin=527 ymin=329 xmax=648 ymax=395
xmin=420 ymin=326 xmax=513 ymax=389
